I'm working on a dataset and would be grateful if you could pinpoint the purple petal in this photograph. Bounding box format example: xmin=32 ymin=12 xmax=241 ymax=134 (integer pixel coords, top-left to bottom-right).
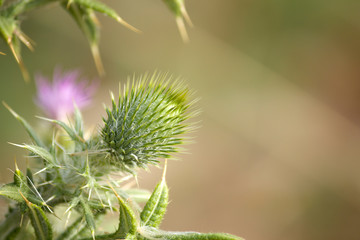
xmin=34 ymin=68 xmax=98 ymax=120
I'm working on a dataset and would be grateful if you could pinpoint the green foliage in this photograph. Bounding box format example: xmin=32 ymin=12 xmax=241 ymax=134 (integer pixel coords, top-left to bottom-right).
xmin=23 ymin=196 xmax=53 ymax=240
xmin=163 ymin=0 xmax=184 ymax=16
xmin=100 ymin=72 xmax=197 ymax=173
xmin=62 ymin=0 xmax=103 ymax=76
xmin=37 ymin=116 xmax=86 ymax=144
xmin=0 ymin=77 xmax=242 ymax=240
xmin=79 ymin=196 xmax=96 ymax=239
xmin=3 ymin=101 xmax=45 ymax=147
xmin=13 ymin=144 xmax=56 ymax=166
xmin=0 ymin=0 xmax=139 ymax=79
xmin=138 ymin=227 xmax=244 ymax=240
xmin=0 ymin=0 xmax=192 ymax=80
xmin=0 ymin=165 xmax=44 ymax=206
xmin=140 ymin=163 xmax=169 ymax=228
xmin=110 ymin=184 xmax=138 ymax=239
xmin=162 ymin=0 xmax=193 ymax=42
xmin=54 ymin=216 xmax=84 ymax=240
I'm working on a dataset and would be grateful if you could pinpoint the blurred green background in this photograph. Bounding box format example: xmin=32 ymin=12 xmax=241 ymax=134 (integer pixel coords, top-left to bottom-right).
xmin=2 ymin=0 xmax=360 ymax=239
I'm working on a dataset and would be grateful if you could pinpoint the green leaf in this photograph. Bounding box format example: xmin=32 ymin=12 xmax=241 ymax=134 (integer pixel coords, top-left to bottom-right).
xmin=64 ymin=2 xmax=98 ymax=45
xmin=3 ymin=102 xmax=44 ymax=147
xmin=117 ymin=198 xmax=137 ymax=237
xmin=0 ymin=183 xmax=23 ymax=203
xmin=13 ymin=163 xmax=27 ymax=189
xmin=140 ymin=165 xmax=169 ymax=228
xmin=162 ymin=0 xmax=183 ymax=16
xmin=0 ymin=183 xmax=43 ymax=206
xmin=64 ymin=0 xmax=138 ymax=75
xmin=73 ymin=0 xmax=120 ymax=22
xmin=109 ymin=184 xmax=138 ymax=238
xmin=23 ymin=194 xmax=53 ymax=240
xmin=12 ymin=143 xmax=56 ymax=166
xmin=63 ymin=2 xmax=104 ymax=76
xmin=0 ymin=166 xmax=42 ymax=205
xmin=0 ymin=16 xmax=16 ymax=39
xmin=79 ymin=196 xmax=96 ymax=239
xmin=19 ymin=0 xmax=58 ymax=13
xmin=1 ymin=0 xmax=31 ymax=17
xmin=161 ymin=0 xmax=192 ymax=42
xmin=138 ymin=227 xmax=244 ymax=240
xmin=38 ymin=116 xmax=85 ymax=144
xmin=26 ymin=167 xmax=34 ymax=186
xmin=125 ymin=234 xmax=137 ymax=240
xmin=0 ymin=17 xmax=30 ymax=81
xmin=73 ymin=0 xmax=141 ymax=34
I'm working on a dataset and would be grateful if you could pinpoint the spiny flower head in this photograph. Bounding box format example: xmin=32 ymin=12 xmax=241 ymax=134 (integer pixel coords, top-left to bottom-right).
xmin=100 ymin=72 xmax=197 ymax=172
xmin=35 ymin=68 xmax=98 ymax=120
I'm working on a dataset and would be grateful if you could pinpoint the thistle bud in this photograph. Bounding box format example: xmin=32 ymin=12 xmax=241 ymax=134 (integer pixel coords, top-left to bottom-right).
xmin=100 ymin=72 xmax=196 ymax=172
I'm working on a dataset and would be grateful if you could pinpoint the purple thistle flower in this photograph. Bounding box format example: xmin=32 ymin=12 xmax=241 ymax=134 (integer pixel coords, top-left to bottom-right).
xmin=35 ymin=68 xmax=98 ymax=120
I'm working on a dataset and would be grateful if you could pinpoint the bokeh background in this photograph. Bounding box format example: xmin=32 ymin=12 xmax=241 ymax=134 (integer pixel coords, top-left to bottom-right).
xmin=2 ymin=0 xmax=360 ymax=239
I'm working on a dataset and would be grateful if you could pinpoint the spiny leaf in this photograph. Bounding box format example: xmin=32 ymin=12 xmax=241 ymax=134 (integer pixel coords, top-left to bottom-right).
xmin=163 ymin=0 xmax=183 ymax=16
xmin=162 ymin=0 xmax=193 ymax=42
xmin=79 ymin=196 xmax=96 ymax=239
xmin=20 ymin=192 xmax=52 ymax=240
xmin=109 ymin=183 xmax=138 ymax=238
xmin=14 ymin=161 xmax=27 ymax=189
xmin=18 ymin=0 xmax=59 ymax=13
xmin=0 ymin=16 xmax=29 ymax=81
xmin=0 ymin=13 xmax=16 ymax=37
xmin=1 ymin=0 xmax=31 ymax=17
xmin=140 ymin=162 xmax=169 ymax=228
xmin=10 ymin=143 xmax=56 ymax=166
xmin=66 ymin=197 xmax=81 ymax=214
xmin=26 ymin=166 xmax=34 ymax=186
xmin=3 ymin=102 xmax=44 ymax=147
xmin=0 ymin=165 xmax=42 ymax=205
xmin=37 ymin=116 xmax=85 ymax=144
xmin=73 ymin=0 xmax=140 ymax=33
xmin=138 ymin=226 xmax=244 ymax=240
xmin=73 ymin=0 xmax=119 ymax=21
xmin=0 ymin=183 xmax=25 ymax=203
xmin=9 ymin=36 xmax=30 ymax=81
xmin=125 ymin=234 xmax=137 ymax=240
xmin=175 ymin=16 xmax=189 ymax=43
xmin=0 ymin=183 xmax=43 ymax=206
xmin=64 ymin=0 xmax=139 ymax=76
xmin=63 ymin=2 xmax=104 ymax=76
